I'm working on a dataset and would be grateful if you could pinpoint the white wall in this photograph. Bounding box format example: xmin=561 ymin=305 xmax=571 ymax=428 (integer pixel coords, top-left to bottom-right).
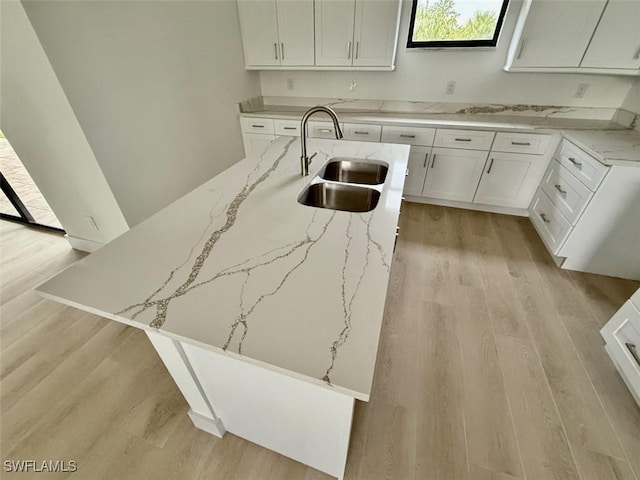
xmin=23 ymin=0 xmax=261 ymax=226
xmin=0 ymin=0 xmax=129 ymax=246
xmin=260 ymin=0 xmax=635 ymax=107
xmin=621 ymin=79 xmax=640 ymax=114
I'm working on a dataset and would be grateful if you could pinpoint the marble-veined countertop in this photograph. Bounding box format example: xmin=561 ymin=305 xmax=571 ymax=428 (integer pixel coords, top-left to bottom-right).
xmin=240 ymin=100 xmax=640 ymax=167
xmin=36 ymin=137 xmax=410 ymax=401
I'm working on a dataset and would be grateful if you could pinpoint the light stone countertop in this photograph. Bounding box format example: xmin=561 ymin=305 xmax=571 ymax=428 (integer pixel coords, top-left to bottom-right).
xmin=241 ymin=103 xmax=640 ymax=167
xmin=36 ymin=137 xmax=410 ymax=401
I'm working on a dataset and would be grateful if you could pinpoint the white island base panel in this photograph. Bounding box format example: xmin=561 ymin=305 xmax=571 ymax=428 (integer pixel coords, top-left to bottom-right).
xmin=147 ymin=331 xmax=355 ymax=479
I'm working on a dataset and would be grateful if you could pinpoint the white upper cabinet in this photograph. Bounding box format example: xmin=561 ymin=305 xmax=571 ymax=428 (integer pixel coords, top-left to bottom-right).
xmin=315 ymin=0 xmax=356 ymax=66
xmin=505 ymin=0 xmax=639 ymax=75
xmin=238 ymin=0 xmax=314 ymax=68
xmin=238 ymin=0 xmax=401 ymax=70
xmin=237 ymin=0 xmax=281 ymax=67
xmin=352 ymin=0 xmax=400 ymax=67
xmin=581 ymin=0 xmax=640 ymax=70
xmin=511 ymin=0 xmax=607 ymax=68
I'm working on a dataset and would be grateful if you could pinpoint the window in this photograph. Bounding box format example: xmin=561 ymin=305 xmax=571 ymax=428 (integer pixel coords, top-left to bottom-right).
xmin=407 ymin=0 xmax=510 ymax=48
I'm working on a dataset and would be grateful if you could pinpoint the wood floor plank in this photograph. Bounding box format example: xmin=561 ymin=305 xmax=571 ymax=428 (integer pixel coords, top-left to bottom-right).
xmin=415 ymin=301 xmax=469 ymax=480
xmin=494 ymin=334 xmax=580 ymax=480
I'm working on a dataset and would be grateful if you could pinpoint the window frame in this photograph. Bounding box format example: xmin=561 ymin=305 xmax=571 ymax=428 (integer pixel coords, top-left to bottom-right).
xmin=406 ymin=0 xmax=510 ymax=49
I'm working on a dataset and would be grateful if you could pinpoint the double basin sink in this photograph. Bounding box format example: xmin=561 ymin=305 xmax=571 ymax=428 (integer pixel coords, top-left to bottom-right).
xmin=298 ymin=158 xmax=388 ymax=213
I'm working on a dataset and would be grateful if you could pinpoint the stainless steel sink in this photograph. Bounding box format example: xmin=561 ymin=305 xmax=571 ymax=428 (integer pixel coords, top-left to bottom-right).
xmin=318 ymin=158 xmax=388 ymax=185
xmin=298 ymin=182 xmax=381 ymax=213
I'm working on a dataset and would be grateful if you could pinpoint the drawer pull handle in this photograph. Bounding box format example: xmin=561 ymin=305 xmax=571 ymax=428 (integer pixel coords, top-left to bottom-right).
xmin=347 ymin=41 xmax=352 ymax=59
xmin=554 ymin=184 xmax=567 ymax=196
xmin=400 ymin=134 xmax=416 ymax=138
xmin=431 ymin=153 xmax=437 ymax=168
xmin=318 ymin=128 xmax=333 ymax=133
xmin=354 ymin=131 xmax=369 ymax=135
xmin=283 ymin=127 xmax=296 ymax=131
xmin=423 ymin=153 xmax=429 ymax=168
xmin=626 ymin=343 xmax=640 ymax=367
xmin=405 ymin=169 xmax=409 ymax=177
xmin=511 ymin=141 xmax=531 ymax=146
xmin=281 ymin=43 xmax=285 ymax=60
xmin=539 ymin=212 xmax=550 ymax=223
xmin=274 ymin=43 xmax=278 ymax=60
xmin=486 ymin=158 xmax=494 ymax=174
xmin=455 ymin=138 xmax=472 ymax=142
xmin=568 ymin=157 xmax=582 ymax=169
xmin=252 ymin=124 xmax=265 ymax=128
xmin=634 ymin=45 xmax=640 ymax=60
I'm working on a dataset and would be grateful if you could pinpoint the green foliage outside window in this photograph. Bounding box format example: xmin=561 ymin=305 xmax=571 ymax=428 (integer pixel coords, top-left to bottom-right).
xmin=412 ymin=0 xmax=498 ymax=42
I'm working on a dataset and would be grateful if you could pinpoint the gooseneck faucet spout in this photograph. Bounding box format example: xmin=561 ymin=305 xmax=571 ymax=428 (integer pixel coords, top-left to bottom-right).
xmin=300 ymin=106 xmax=343 ymax=176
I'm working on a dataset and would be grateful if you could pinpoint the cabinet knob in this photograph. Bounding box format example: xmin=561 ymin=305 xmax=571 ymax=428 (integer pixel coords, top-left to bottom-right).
xmin=539 ymin=212 xmax=550 ymax=223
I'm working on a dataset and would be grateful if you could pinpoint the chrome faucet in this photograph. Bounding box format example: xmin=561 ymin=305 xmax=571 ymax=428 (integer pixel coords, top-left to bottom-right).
xmin=300 ymin=106 xmax=343 ymax=176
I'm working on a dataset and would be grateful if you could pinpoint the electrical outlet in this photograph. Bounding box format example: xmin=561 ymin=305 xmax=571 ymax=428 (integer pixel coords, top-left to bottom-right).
xmin=349 ymin=79 xmax=357 ymax=92
xmin=286 ymin=78 xmax=294 ymax=91
xmin=446 ymin=81 xmax=456 ymax=95
xmin=574 ymin=83 xmax=589 ymax=98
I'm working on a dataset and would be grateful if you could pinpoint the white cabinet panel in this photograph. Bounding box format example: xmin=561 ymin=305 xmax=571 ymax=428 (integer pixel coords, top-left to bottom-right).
xmin=492 ymin=132 xmax=552 ymax=155
xmin=275 ymin=119 xmax=301 ymax=137
xmin=240 ymin=117 xmax=275 ymax=135
xmin=512 ymin=0 xmax=607 ymax=68
xmin=422 ymin=147 xmax=488 ymax=202
xmin=434 ymin=129 xmax=495 ymax=150
xmin=556 ymin=139 xmax=608 ymax=191
xmin=540 ymin=160 xmax=592 ymax=225
xmin=315 ymin=0 xmax=356 ymax=66
xmin=601 ymin=300 xmax=640 ymax=406
xmin=237 ymin=0 xmax=280 ymax=67
xmin=404 ymin=146 xmax=430 ymax=197
xmin=243 ymin=133 xmax=275 ymax=157
xmin=381 ymin=125 xmax=435 ymax=147
xmin=343 ymin=123 xmax=382 ymax=142
xmin=529 ymin=188 xmax=572 ymax=254
xmin=277 ymin=0 xmax=315 ymax=66
xmin=352 ymin=0 xmax=400 ymax=67
xmin=474 ymin=152 xmax=544 ymax=208
xmin=581 ymin=0 xmax=640 ymax=70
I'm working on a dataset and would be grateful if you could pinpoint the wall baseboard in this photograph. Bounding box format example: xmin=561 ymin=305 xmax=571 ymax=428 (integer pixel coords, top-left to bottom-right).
xmin=403 ymin=196 xmax=529 ymax=217
xmin=65 ymin=234 xmax=105 ymax=253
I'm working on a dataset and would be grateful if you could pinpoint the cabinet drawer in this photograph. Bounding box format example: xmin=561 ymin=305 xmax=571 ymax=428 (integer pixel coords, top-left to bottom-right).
xmin=556 ymin=138 xmax=608 ymax=191
xmin=434 ymin=129 xmax=495 ymax=150
xmin=308 ymin=121 xmax=343 ymax=139
xmin=240 ymin=117 xmax=275 ymax=135
xmin=492 ymin=132 xmax=552 ymax=155
xmin=529 ymin=188 xmax=572 ymax=254
xmin=274 ymin=119 xmax=301 ymax=136
xmin=601 ymin=301 xmax=640 ymax=405
xmin=343 ymin=123 xmax=382 ymax=142
xmin=540 ymin=160 xmax=592 ymax=225
xmin=381 ymin=125 xmax=435 ymax=147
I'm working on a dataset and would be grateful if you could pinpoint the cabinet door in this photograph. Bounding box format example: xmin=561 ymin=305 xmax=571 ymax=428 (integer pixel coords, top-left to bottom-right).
xmin=581 ymin=0 xmax=640 ymax=70
xmin=237 ymin=0 xmax=281 ymax=67
xmin=474 ymin=152 xmax=544 ymax=208
xmin=404 ymin=146 xmax=430 ymax=197
xmin=315 ymin=0 xmax=356 ymax=66
xmin=276 ymin=0 xmax=315 ymax=66
xmin=352 ymin=0 xmax=399 ymax=67
xmin=243 ymin=133 xmax=275 ymax=157
xmin=422 ymin=148 xmax=488 ymax=202
xmin=513 ymin=0 xmax=607 ymax=68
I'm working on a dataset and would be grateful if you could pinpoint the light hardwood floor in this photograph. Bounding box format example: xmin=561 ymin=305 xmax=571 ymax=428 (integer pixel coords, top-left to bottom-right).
xmin=1 ymin=203 xmax=639 ymax=480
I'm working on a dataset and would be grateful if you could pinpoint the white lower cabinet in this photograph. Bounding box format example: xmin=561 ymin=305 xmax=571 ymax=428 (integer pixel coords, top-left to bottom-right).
xmin=601 ymin=295 xmax=640 ymax=406
xmin=422 ymin=147 xmax=488 ymax=202
xmin=404 ymin=146 xmax=430 ymax=196
xmin=242 ymin=132 xmax=275 ymax=157
xmin=473 ymin=152 xmax=546 ymax=208
xmin=529 ymin=188 xmax=572 ymax=254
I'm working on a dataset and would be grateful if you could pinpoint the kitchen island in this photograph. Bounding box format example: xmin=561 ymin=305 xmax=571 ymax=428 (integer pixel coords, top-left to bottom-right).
xmin=36 ymin=136 xmax=409 ymax=479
